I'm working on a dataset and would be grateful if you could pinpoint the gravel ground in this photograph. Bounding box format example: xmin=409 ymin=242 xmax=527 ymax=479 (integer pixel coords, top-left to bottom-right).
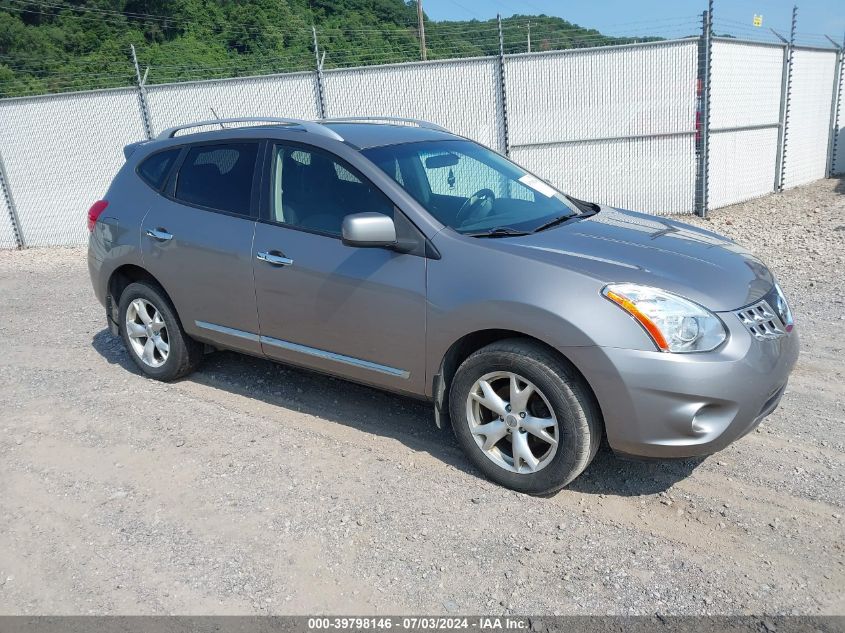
xmin=0 ymin=179 xmax=843 ymax=616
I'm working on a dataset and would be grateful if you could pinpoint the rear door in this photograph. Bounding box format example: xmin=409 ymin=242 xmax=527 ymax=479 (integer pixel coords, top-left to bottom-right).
xmin=140 ymin=140 xmax=263 ymax=354
xmin=252 ymin=142 xmax=428 ymax=395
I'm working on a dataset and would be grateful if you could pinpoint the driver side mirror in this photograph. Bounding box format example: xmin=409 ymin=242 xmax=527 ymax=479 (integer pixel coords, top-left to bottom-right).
xmin=342 ymin=212 xmax=397 ymax=248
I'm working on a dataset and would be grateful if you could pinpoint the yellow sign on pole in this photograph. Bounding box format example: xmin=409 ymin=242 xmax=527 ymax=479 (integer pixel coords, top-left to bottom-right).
xmin=753 ymin=14 xmax=764 ymax=27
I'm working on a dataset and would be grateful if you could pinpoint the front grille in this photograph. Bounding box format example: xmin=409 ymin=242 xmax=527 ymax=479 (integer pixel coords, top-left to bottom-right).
xmin=735 ymin=299 xmax=787 ymax=341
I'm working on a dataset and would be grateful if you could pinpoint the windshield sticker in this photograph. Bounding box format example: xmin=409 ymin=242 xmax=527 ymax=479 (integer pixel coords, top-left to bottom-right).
xmin=518 ymin=174 xmax=557 ymax=198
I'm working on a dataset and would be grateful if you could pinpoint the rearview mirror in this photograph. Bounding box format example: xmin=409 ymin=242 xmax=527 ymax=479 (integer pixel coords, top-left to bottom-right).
xmin=424 ymin=153 xmax=460 ymax=169
xmin=342 ymin=212 xmax=397 ymax=248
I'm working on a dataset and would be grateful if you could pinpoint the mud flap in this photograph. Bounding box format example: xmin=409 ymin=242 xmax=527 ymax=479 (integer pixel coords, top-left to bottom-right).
xmin=105 ymin=294 xmax=119 ymax=336
xmin=432 ymin=371 xmax=450 ymax=430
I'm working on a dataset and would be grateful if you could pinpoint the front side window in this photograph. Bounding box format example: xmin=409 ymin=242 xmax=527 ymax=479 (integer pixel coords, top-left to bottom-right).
xmin=363 ymin=140 xmax=578 ymax=234
xmin=270 ymin=144 xmax=393 ymax=236
xmin=138 ymin=148 xmax=179 ymax=190
xmin=174 ymin=143 xmax=258 ymax=215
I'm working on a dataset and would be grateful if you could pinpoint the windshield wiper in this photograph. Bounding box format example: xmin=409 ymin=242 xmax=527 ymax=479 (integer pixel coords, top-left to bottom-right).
xmin=465 ymin=226 xmax=532 ymax=238
xmin=532 ymin=213 xmax=577 ymax=233
xmin=533 ymin=198 xmax=601 ymax=233
xmin=566 ymin=195 xmax=601 ymax=215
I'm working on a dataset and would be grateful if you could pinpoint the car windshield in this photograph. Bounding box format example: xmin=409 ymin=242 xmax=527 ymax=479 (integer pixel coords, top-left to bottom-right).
xmin=362 ymin=140 xmax=578 ymax=235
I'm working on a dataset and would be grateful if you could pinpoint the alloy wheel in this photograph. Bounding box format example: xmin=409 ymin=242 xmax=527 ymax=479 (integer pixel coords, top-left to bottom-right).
xmin=465 ymin=371 xmax=559 ymax=474
xmin=125 ymin=298 xmax=169 ymax=368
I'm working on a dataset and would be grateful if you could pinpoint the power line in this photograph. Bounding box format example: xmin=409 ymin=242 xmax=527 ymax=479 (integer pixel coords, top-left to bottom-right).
xmin=444 ymin=0 xmax=483 ymax=20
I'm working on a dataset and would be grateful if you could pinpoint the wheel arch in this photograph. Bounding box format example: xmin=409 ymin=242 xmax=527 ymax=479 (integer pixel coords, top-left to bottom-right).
xmin=105 ymin=264 xmax=177 ymax=331
xmin=432 ymin=329 xmax=603 ymax=431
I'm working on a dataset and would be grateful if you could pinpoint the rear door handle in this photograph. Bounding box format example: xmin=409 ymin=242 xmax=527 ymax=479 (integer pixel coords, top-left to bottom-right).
xmin=256 ymin=251 xmax=294 ymax=267
xmin=145 ymin=228 xmax=173 ymax=242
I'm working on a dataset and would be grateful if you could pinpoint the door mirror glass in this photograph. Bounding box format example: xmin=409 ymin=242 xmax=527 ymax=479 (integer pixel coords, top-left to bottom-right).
xmin=342 ymin=213 xmax=397 ymax=248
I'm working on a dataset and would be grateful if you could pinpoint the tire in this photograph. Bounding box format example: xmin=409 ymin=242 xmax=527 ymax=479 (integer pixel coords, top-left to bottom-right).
xmin=117 ymin=281 xmax=203 ymax=381
xmin=448 ymin=338 xmax=602 ymax=495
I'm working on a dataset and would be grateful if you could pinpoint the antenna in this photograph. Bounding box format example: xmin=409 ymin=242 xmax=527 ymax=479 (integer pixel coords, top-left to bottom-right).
xmin=210 ymin=108 xmax=226 ymax=129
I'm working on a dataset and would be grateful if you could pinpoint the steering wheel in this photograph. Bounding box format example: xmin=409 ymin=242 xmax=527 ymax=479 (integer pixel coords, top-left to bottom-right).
xmin=455 ymin=188 xmax=496 ymax=227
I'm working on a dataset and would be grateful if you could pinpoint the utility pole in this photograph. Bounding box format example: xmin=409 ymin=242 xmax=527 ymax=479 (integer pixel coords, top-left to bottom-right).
xmin=417 ymin=0 xmax=427 ymax=61
xmin=527 ymin=21 xmax=531 ymax=53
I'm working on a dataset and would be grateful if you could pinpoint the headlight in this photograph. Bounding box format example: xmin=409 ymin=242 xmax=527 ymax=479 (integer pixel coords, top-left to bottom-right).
xmin=601 ymin=283 xmax=727 ymax=353
xmin=773 ymin=282 xmax=794 ymax=331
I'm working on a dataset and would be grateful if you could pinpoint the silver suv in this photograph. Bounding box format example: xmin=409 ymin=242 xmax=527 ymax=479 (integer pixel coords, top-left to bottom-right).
xmin=87 ymin=117 xmax=799 ymax=494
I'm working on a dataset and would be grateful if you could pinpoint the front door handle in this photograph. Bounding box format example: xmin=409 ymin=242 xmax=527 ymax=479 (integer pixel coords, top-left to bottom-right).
xmin=256 ymin=251 xmax=294 ymax=267
xmin=145 ymin=228 xmax=173 ymax=242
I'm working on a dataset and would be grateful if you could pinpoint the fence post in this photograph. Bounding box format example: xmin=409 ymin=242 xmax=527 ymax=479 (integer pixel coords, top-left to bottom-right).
xmin=695 ymin=3 xmax=713 ymax=217
xmin=496 ymin=14 xmax=510 ymax=156
xmin=0 ymin=149 xmax=24 ymax=249
xmin=312 ymin=26 xmax=327 ymax=119
xmin=825 ymin=34 xmax=844 ymax=177
xmin=131 ymin=45 xmax=154 ymax=140
xmin=774 ymin=6 xmax=798 ymax=192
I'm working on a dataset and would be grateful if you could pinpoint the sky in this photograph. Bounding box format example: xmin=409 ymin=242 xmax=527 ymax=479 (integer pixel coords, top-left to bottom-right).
xmin=422 ymin=0 xmax=845 ymax=45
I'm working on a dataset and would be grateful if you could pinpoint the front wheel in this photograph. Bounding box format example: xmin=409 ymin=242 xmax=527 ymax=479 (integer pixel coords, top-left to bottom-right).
xmin=448 ymin=339 xmax=602 ymax=495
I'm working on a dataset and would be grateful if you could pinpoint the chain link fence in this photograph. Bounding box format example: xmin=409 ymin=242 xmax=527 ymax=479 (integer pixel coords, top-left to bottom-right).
xmin=0 ymin=87 xmax=147 ymax=247
xmin=782 ymin=47 xmax=839 ymax=188
xmin=146 ymin=71 xmax=321 ymax=135
xmin=0 ymin=23 xmax=843 ymax=248
xmin=506 ymin=40 xmax=698 ymax=215
xmin=708 ymin=39 xmax=785 ymax=209
xmin=323 ymin=57 xmax=504 ymax=153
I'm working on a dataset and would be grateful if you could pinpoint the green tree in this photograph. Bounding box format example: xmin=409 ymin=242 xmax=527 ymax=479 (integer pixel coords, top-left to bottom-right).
xmin=0 ymin=0 xmax=651 ymax=97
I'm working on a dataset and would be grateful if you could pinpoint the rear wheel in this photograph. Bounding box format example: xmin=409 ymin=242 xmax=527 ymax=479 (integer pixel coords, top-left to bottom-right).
xmin=118 ymin=281 xmax=202 ymax=381
xmin=449 ymin=339 xmax=601 ymax=495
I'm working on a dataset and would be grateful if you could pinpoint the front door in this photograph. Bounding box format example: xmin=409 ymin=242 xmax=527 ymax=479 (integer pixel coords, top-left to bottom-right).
xmin=252 ymin=143 xmax=427 ymax=394
xmin=140 ymin=140 xmax=262 ymax=354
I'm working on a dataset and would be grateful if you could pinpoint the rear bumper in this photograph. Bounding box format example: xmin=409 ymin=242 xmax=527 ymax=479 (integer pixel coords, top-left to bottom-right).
xmin=87 ymin=246 xmax=107 ymax=307
xmin=564 ymin=319 xmax=800 ymax=459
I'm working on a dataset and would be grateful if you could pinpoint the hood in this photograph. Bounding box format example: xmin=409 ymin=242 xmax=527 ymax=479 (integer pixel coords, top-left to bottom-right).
xmin=490 ymin=206 xmax=774 ymax=311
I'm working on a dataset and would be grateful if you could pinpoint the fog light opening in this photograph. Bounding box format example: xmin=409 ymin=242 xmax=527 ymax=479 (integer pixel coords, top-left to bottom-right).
xmin=691 ymin=404 xmax=716 ymax=437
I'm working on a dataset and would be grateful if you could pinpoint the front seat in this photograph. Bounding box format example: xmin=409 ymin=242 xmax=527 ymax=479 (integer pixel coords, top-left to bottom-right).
xmin=295 ymin=153 xmax=348 ymax=234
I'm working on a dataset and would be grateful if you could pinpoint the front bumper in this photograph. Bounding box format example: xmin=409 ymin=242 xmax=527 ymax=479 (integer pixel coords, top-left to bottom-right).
xmin=564 ymin=317 xmax=800 ymax=459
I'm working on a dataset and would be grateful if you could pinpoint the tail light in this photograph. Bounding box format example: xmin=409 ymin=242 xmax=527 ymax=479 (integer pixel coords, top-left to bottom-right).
xmin=87 ymin=200 xmax=109 ymax=232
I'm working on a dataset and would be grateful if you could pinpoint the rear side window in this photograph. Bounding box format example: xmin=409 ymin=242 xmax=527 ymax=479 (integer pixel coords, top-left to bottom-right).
xmin=174 ymin=143 xmax=258 ymax=215
xmin=138 ymin=149 xmax=179 ymax=190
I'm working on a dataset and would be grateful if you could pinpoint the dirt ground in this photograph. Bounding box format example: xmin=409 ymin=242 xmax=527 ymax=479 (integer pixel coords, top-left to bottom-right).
xmin=0 ymin=179 xmax=843 ymax=616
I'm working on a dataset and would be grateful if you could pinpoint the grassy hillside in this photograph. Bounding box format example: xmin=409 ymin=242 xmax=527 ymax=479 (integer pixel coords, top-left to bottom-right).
xmin=0 ymin=0 xmax=654 ymax=97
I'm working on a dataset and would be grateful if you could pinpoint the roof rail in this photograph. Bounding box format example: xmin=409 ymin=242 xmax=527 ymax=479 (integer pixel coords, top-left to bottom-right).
xmin=320 ymin=117 xmax=450 ymax=133
xmin=157 ymin=117 xmax=344 ymax=141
